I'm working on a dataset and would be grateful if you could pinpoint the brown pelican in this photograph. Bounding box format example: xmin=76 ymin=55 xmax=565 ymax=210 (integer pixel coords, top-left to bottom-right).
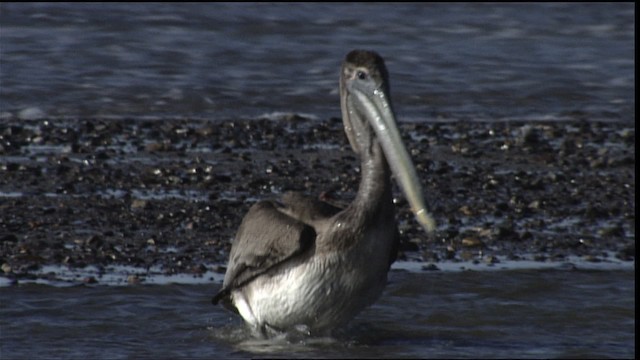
xmin=212 ymin=50 xmax=435 ymax=335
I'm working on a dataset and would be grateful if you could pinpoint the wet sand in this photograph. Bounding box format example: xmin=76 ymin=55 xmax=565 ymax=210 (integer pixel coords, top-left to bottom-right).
xmin=0 ymin=116 xmax=635 ymax=284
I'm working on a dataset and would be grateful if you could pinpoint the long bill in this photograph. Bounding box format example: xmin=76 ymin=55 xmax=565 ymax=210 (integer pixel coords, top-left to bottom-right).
xmin=350 ymin=85 xmax=436 ymax=234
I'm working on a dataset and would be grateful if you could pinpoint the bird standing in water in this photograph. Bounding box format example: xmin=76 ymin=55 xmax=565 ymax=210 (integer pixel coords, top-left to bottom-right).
xmin=212 ymin=50 xmax=435 ymax=336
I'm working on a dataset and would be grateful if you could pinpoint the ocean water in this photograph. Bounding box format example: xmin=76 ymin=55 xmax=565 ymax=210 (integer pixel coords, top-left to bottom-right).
xmin=0 ymin=3 xmax=634 ymax=123
xmin=1 ymin=267 xmax=635 ymax=359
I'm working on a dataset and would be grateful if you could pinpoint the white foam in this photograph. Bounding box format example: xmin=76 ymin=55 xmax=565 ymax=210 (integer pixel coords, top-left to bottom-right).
xmin=393 ymin=253 xmax=634 ymax=273
xmin=2 ymin=254 xmax=632 ymax=288
xmin=10 ymin=264 xmax=227 ymax=287
xmin=17 ymin=107 xmax=46 ymax=120
xmin=253 ymin=112 xmax=319 ymax=122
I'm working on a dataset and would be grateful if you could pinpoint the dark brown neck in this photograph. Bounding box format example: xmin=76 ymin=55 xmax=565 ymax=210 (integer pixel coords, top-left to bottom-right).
xmin=321 ymin=137 xmax=397 ymax=257
xmin=352 ymin=141 xmax=393 ymax=220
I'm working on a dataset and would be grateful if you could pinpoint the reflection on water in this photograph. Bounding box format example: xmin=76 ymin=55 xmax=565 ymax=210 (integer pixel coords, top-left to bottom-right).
xmin=1 ymin=269 xmax=634 ymax=359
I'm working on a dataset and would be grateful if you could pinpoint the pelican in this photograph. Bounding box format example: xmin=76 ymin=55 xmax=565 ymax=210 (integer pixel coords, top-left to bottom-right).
xmin=212 ymin=50 xmax=435 ymax=335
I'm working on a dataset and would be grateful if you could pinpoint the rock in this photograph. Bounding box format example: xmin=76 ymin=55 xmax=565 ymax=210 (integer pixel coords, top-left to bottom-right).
xmin=583 ymin=255 xmax=602 ymax=263
xmin=461 ymin=237 xmax=484 ymax=248
xmin=1 ymin=263 xmax=12 ymax=274
xmin=422 ymin=263 xmax=440 ymax=271
xmin=127 ymin=274 xmax=141 ymax=285
xmin=484 ymin=255 xmax=500 ymax=264
xmin=131 ymin=199 xmax=148 ymax=209
xmin=83 ymin=276 xmax=98 ymax=284
xmin=1 ymin=234 xmax=19 ymax=243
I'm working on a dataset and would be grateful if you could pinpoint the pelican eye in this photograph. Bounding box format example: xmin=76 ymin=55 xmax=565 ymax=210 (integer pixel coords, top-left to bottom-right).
xmin=356 ymin=71 xmax=367 ymax=80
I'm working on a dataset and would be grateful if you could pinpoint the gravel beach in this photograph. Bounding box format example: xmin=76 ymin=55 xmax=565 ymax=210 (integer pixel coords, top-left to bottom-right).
xmin=0 ymin=115 xmax=635 ymax=284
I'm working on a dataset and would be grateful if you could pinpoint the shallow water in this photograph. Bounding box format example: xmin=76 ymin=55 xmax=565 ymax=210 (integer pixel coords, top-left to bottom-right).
xmin=1 ymin=268 xmax=634 ymax=359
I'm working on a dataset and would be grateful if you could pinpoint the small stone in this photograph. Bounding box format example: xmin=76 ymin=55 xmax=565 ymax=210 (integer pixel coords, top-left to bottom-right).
xmin=461 ymin=237 xmax=483 ymax=248
xmin=85 ymin=235 xmax=103 ymax=248
xmin=445 ymin=246 xmax=456 ymax=260
xmin=192 ymin=264 xmax=207 ymax=274
xmin=484 ymin=255 xmax=500 ymax=264
xmin=131 ymin=199 xmax=148 ymax=209
xmin=615 ymin=244 xmax=635 ymax=261
xmin=145 ymin=142 xmax=166 ymax=152
xmin=528 ymin=200 xmax=541 ymax=210
xmin=583 ymin=255 xmax=601 ymax=263
xmin=1 ymin=263 xmax=12 ymax=274
xmin=1 ymin=234 xmax=18 ymax=243
xmin=422 ymin=263 xmax=440 ymax=271
xmin=83 ymin=276 xmax=98 ymax=284
xmin=399 ymin=240 xmax=419 ymax=252
xmin=460 ymin=251 xmax=476 ymax=261
xmin=598 ymin=225 xmax=624 ymax=237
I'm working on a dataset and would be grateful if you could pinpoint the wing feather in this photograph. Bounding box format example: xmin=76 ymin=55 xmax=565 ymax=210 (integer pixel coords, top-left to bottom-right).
xmin=212 ymin=200 xmax=315 ymax=305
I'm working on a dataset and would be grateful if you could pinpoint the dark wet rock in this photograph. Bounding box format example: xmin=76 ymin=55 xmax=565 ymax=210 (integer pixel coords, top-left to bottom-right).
xmin=492 ymin=222 xmax=520 ymax=242
xmin=444 ymin=246 xmax=457 ymax=260
xmin=398 ymin=240 xmax=419 ymax=252
xmin=484 ymin=255 xmax=500 ymax=264
xmin=1 ymin=234 xmax=19 ymax=243
xmin=131 ymin=199 xmax=149 ymax=210
xmin=191 ymin=264 xmax=208 ymax=275
xmin=84 ymin=235 xmax=104 ymax=248
xmin=1 ymin=263 xmax=12 ymax=274
xmin=598 ymin=224 xmax=625 ymax=238
xmin=461 ymin=237 xmax=484 ymax=248
xmin=615 ymin=244 xmax=635 ymax=261
xmin=582 ymin=255 xmax=602 ymax=263
xmin=422 ymin=263 xmax=440 ymax=271
xmin=213 ymin=265 xmax=226 ymax=274
xmin=83 ymin=276 xmax=98 ymax=284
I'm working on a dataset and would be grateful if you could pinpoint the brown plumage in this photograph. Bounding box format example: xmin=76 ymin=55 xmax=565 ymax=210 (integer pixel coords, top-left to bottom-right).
xmin=212 ymin=50 xmax=434 ymax=336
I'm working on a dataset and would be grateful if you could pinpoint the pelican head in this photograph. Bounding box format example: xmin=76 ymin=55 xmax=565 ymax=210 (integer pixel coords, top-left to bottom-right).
xmin=339 ymin=50 xmax=435 ymax=233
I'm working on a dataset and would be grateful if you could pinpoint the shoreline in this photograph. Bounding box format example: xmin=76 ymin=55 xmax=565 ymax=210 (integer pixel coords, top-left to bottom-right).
xmin=1 ymin=254 xmax=634 ymax=288
xmin=0 ymin=115 xmax=635 ymax=286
